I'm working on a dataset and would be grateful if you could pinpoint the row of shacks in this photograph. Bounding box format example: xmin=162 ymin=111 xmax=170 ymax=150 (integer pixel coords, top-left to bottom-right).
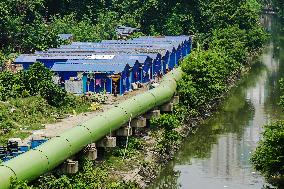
xmin=15 ymin=36 xmax=192 ymax=95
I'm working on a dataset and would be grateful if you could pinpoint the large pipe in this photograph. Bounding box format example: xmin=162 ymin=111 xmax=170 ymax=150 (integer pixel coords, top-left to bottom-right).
xmin=0 ymin=68 xmax=183 ymax=189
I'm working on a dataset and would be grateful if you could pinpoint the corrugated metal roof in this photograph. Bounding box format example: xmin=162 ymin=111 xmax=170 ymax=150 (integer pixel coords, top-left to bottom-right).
xmin=34 ymin=52 xmax=158 ymax=60
xmin=94 ymin=54 xmax=153 ymax=63
xmin=57 ymin=44 xmax=176 ymax=50
xmin=65 ymin=56 xmax=148 ymax=66
xmin=36 ymin=56 xmax=87 ymax=60
xmin=15 ymin=36 xmax=187 ymax=65
xmin=42 ymin=49 xmax=169 ymax=56
xmin=72 ymin=40 xmax=181 ymax=46
xmin=15 ymin=54 xmax=90 ymax=63
xmin=15 ymin=55 xmax=37 ymax=63
xmin=51 ymin=62 xmax=126 ymax=73
xmin=63 ymin=54 xmax=156 ymax=65
xmin=100 ymin=41 xmax=182 ymax=46
xmin=46 ymin=46 xmax=173 ymax=54
xmin=61 ymin=43 xmax=179 ymax=49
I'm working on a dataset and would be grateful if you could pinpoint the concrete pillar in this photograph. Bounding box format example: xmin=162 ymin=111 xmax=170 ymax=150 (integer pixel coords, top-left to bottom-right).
xmin=131 ymin=116 xmax=147 ymax=128
xmin=160 ymin=102 xmax=174 ymax=113
xmin=116 ymin=126 xmax=132 ymax=137
xmin=97 ymin=136 xmax=116 ymax=148
xmin=63 ymin=159 xmax=79 ymax=174
xmin=143 ymin=109 xmax=160 ymax=120
xmin=84 ymin=143 xmax=97 ymax=161
xmin=171 ymin=95 xmax=179 ymax=105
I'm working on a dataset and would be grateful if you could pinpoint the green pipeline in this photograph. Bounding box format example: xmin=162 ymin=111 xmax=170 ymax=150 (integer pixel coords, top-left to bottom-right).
xmin=0 ymin=68 xmax=183 ymax=189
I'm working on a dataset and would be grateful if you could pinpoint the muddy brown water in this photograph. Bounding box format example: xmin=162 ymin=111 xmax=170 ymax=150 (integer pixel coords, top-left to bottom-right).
xmin=150 ymin=15 xmax=284 ymax=189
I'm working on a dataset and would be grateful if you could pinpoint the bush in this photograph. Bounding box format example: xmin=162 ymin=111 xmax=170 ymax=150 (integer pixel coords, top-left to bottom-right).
xmin=180 ymin=50 xmax=228 ymax=107
xmin=0 ymin=62 xmax=72 ymax=107
xmin=38 ymin=81 xmax=67 ymax=107
xmin=151 ymin=114 xmax=182 ymax=154
xmin=178 ymin=23 xmax=268 ymax=111
xmin=251 ymin=121 xmax=284 ymax=178
xmin=112 ymin=137 xmax=145 ymax=158
xmin=279 ymin=78 xmax=284 ymax=108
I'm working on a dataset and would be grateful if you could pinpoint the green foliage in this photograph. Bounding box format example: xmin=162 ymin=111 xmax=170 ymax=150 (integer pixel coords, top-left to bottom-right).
xmin=178 ymin=14 xmax=268 ymax=112
xmin=151 ymin=114 xmax=182 ymax=154
xmin=0 ymin=0 xmax=60 ymax=53
xmin=10 ymin=178 xmax=30 ymax=189
xmin=0 ymin=62 xmax=91 ymax=144
xmin=38 ymin=81 xmax=67 ymax=107
xmin=251 ymin=121 xmax=284 ymax=178
xmin=0 ymin=95 xmax=90 ymax=145
xmin=112 ymin=137 xmax=145 ymax=158
xmin=151 ymin=114 xmax=181 ymax=131
xmin=182 ymin=50 xmax=228 ymax=99
xmin=279 ymin=78 xmax=284 ymax=108
xmin=23 ymin=62 xmax=53 ymax=95
xmin=0 ymin=62 xmax=71 ymax=107
xmin=0 ymin=0 xmax=269 ymax=59
xmin=25 ymin=159 xmax=140 ymax=189
xmin=50 ymin=12 xmax=118 ymax=42
xmin=210 ymin=26 xmax=248 ymax=63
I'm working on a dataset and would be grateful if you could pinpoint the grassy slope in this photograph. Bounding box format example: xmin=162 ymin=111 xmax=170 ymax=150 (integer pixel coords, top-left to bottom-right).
xmin=0 ymin=96 xmax=90 ymax=145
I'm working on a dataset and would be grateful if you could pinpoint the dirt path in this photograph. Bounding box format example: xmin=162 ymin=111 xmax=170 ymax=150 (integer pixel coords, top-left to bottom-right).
xmin=23 ymin=86 xmax=149 ymax=143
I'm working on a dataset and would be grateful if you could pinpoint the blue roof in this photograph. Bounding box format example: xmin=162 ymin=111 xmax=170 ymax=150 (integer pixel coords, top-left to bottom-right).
xmin=51 ymin=62 xmax=126 ymax=73
xmin=14 ymin=54 xmax=90 ymax=63
xmin=33 ymin=52 xmax=159 ymax=60
xmin=61 ymin=43 xmax=177 ymax=48
xmin=114 ymin=54 xmax=155 ymax=62
xmin=15 ymin=35 xmax=188 ymax=65
xmin=46 ymin=47 xmax=172 ymax=55
xmin=16 ymin=50 xmax=166 ymax=64
xmin=71 ymin=40 xmax=182 ymax=46
xmin=58 ymin=44 xmax=176 ymax=50
xmin=65 ymin=57 xmax=148 ymax=67
xmin=76 ymin=36 xmax=189 ymax=45
xmin=15 ymin=55 xmax=37 ymax=63
xmin=42 ymin=49 xmax=169 ymax=56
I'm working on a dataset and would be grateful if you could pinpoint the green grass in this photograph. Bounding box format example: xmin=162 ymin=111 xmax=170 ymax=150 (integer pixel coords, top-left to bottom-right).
xmin=0 ymin=95 xmax=91 ymax=145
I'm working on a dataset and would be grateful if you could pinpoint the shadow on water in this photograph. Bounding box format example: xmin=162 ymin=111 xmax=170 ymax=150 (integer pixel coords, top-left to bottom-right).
xmin=150 ymin=15 xmax=284 ymax=189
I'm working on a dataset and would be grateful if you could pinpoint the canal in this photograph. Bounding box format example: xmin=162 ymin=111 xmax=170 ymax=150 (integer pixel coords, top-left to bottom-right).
xmin=150 ymin=15 xmax=284 ymax=189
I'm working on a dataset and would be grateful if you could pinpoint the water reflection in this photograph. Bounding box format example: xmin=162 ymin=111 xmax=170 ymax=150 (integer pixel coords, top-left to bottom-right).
xmin=150 ymin=15 xmax=284 ymax=189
